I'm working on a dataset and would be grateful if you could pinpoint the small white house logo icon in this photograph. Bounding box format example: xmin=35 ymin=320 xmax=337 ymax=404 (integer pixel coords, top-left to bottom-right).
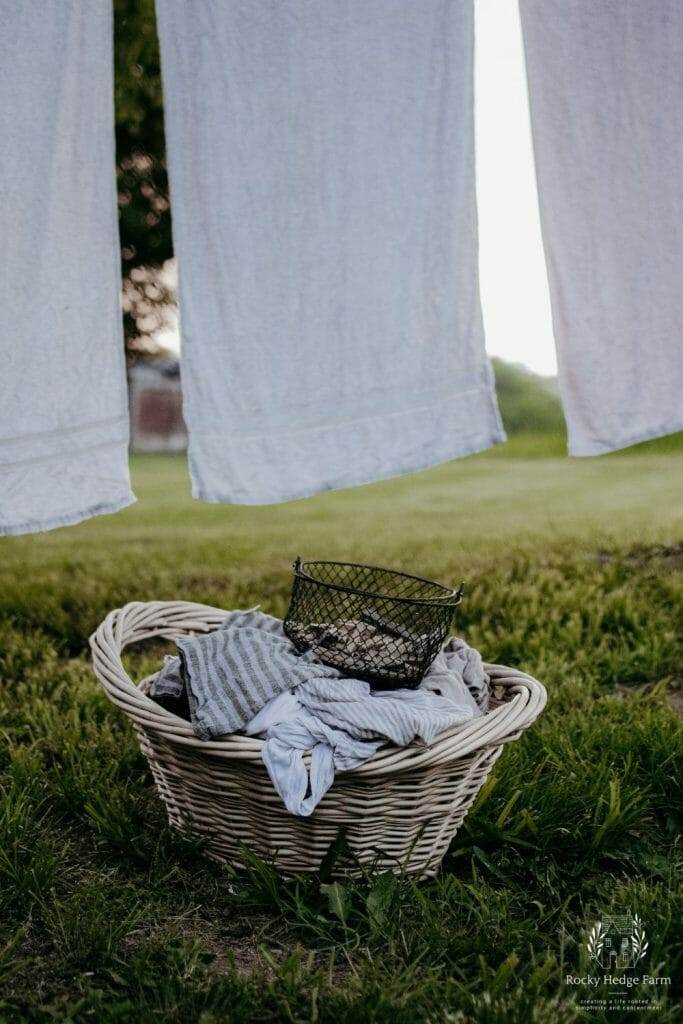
xmin=587 ymin=912 xmax=648 ymax=970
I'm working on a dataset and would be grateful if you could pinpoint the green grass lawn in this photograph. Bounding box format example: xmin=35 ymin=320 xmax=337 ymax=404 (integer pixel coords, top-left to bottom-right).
xmin=0 ymin=447 xmax=681 ymax=1022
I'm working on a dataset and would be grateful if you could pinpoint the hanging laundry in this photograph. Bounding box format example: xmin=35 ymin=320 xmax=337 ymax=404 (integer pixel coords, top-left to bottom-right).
xmin=520 ymin=0 xmax=683 ymax=455
xmin=155 ymin=0 xmax=504 ymax=504
xmin=0 ymin=1 xmax=135 ymax=535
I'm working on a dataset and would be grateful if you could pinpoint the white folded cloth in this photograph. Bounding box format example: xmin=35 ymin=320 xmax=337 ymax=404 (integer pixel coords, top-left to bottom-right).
xmin=0 ymin=1 xmax=135 ymax=535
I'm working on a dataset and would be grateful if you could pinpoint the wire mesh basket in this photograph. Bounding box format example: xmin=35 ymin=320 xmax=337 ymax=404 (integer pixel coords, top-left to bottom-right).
xmin=283 ymin=559 xmax=463 ymax=688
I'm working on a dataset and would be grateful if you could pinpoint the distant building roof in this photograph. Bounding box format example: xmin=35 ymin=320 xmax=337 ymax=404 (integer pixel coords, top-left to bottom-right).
xmin=129 ymin=357 xmax=180 ymax=382
xmin=128 ymin=358 xmax=186 ymax=452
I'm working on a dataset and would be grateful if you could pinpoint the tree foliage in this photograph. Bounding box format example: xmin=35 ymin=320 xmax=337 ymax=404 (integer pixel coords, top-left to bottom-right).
xmin=492 ymin=358 xmax=566 ymax=436
xmin=114 ymin=0 xmax=171 ymax=344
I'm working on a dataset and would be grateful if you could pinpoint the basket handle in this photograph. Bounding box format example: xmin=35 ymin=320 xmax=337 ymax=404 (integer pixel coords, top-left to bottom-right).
xmin=356 ymin=665 xmax=547 ymax=775
xmin=90 ymin=600 xmax=229 ymax=732
xmin=90 ymin=602 xmax=548 ymax=764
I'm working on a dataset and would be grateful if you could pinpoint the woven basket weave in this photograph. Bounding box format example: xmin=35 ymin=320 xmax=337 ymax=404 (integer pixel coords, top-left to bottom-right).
xmin=90 ymin=600 xmax=547 ymax=879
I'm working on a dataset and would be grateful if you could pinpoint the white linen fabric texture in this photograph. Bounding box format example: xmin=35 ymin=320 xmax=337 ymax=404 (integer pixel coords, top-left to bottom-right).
xmin=520 ymin=0 xmax=683 ymax=455
xmin=0 ymin=1 xmax=134 ymax=535
xmin=151 ymin=609 xmax=487 ymax=816
xmin=155 ymin=0 xmax=504 ymax=505
xmin=246 ymin=672 xmax=483 ymax=817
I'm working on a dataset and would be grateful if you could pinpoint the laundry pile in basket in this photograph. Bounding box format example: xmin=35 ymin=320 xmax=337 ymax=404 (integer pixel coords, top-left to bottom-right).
xmin=150 ymin=609 xmax=489 ymax=816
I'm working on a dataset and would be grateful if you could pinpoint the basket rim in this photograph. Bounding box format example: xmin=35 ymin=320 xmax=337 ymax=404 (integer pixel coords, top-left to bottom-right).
xmin=90 ymin=600 xmax=547 ymax=776
xmin=293 ymin=558 xmax=463 ymax=606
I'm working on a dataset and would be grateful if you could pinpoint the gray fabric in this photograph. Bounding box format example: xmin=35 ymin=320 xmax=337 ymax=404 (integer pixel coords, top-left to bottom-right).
xmin=296 ymin=677 xmax=479 ymax=746
xmin=520 ymin=0 xmax=683 ymax=455
xmin=0 ymin=1 xmax=135 ymax=535
xmin=425 ymin=636 xmax=490 ymax=712
xmin=153 ymin=610 xmax=345 ymax=740
xmin=151 ymin=655 xmax=185 ymax=701
xmin=245 ymin=690 xmax=383 ymax=817
xmin=154 ymin=0 xmax=504 ymax=505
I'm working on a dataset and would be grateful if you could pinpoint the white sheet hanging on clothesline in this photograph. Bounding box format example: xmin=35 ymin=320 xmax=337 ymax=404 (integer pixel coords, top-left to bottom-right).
xmin=520 ymin=0 xmax=683 ymax=454
xmin=156 ymin=0 xmax=505 ymax=504
xmin=0 ymin=0 xmax=134 ymax=536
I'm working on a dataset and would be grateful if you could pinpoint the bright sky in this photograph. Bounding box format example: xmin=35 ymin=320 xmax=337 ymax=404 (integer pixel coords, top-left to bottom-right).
xmin=476 ymin=0 xmax=556 ymax=375
xmin=159 ymin=0 xmax=558 ymax=377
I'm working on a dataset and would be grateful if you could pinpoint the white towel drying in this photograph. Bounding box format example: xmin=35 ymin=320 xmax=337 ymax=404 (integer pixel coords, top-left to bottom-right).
xmin=155 ymin=0 xmax=505 ymax=504
xmin=520 ymin=0 xmax=683 ymax=454
xmin=0 ymin=0 xmax=134 ymax=535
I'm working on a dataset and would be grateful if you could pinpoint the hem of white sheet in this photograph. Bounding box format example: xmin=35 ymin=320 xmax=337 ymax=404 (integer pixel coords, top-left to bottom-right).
xmin=0 ymin=414 xmax=131 ymax=466
xmin=191 ymin=426 xmax=507 ymax=506
xmin=0 ymin=492 xmax=137 ymax=537
xmin=569 ymin=419 xmax=683 ymax=457
xmin=0 ymin=436 xmax=136 ymax=536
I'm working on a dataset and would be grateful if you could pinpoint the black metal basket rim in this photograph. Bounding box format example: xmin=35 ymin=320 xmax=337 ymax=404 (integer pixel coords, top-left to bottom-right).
xmin=293 ymin=559 xmax=463 ymax=607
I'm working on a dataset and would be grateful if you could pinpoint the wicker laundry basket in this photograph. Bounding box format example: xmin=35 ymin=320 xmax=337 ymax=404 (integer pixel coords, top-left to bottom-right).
xmin=90 ymin=601 xmax=547 ymax=879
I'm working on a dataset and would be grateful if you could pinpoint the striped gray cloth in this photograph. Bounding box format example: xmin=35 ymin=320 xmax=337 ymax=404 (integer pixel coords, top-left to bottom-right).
xmin=297 ymin=679 xmax=478 ymax=745
xmin=152 ymin=610 xmax=344 ymax=740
